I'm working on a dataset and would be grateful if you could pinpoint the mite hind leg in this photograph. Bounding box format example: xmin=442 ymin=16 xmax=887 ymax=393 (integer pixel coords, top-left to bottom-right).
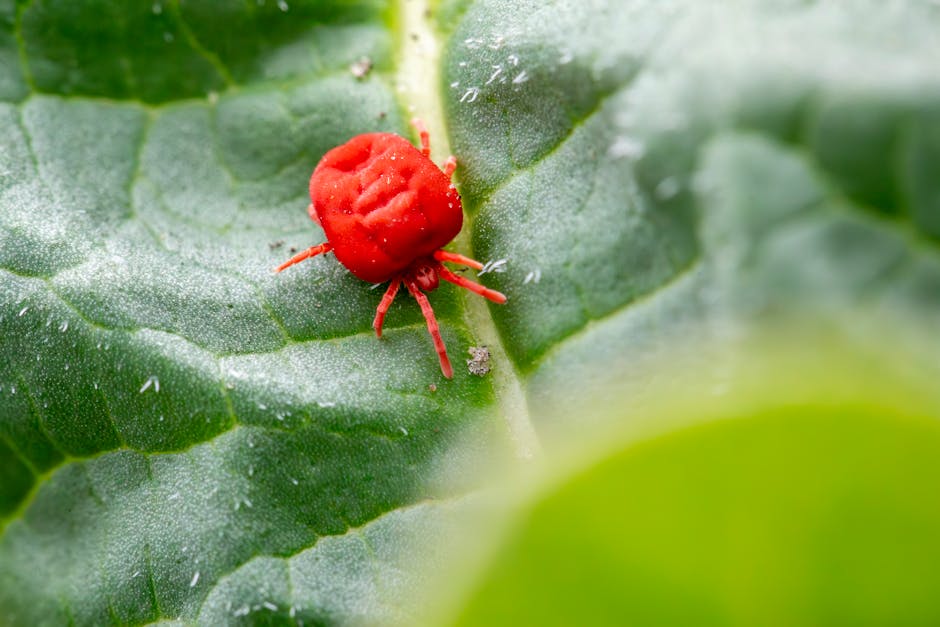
xmin=372 ymin=278 xmax=401 ymax=338
xmin=404 ymin=278 xmax=453 ymax=379
xmin=438 ymin=266 xmax=507 ymax=304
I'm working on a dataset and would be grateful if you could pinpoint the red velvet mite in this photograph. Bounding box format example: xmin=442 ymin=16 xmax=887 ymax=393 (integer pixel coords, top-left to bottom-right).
xmin=276 ymin=118 xmax=507 ymax=379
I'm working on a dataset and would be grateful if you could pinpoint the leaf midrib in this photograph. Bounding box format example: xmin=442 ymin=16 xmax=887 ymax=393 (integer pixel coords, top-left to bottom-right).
xmin=396 ymin=0 xmax=539 ymax=460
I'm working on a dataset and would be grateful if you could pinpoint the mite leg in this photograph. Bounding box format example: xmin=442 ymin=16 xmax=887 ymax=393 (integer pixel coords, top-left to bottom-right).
xmin=433 ymin=250 xmax=483 ymax=270
xmin=404 ymin=278 xmax=453 ymax=379
xmin=275 ymin=242 xmax=333 ymax=273
xmin=442 ymin=156 xmax=457 ymax=179
xmin=411 ymin=117 xmax=431 ymax=158
xmin=307 ymin=203 xmax=320 ymax=226
xmin=439 ymin=266 xmax=507 ymax=304
xmin=372 ymin=278 xmax=401 ymax=338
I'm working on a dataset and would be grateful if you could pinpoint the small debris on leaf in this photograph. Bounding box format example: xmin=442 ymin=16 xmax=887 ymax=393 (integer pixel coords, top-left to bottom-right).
xmin=350 ymin=57 xmax=373 ymax=79
xmin=467 ymin=346 xmax=491 ymax=377
xmin=268 ymin=240 xmax=284 ymax=250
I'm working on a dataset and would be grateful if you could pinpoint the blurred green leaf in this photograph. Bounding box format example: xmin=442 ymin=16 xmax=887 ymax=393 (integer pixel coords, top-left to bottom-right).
xmin=1 ymin=0 xmax=939 ymax=624
xmin=448 ymin=404 xmax=940 ymax=626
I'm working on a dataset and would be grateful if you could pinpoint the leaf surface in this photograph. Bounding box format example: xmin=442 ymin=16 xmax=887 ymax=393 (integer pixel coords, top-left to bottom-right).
xmin=2 ymin=0 xmax=939 ymax=624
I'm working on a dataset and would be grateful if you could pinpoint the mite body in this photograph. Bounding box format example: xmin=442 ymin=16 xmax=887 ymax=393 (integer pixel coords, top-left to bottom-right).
xmin=277 ymin=119 xmax=506 ymax=378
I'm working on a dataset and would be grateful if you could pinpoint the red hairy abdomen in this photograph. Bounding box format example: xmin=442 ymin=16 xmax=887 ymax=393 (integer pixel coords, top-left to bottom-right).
xmin=309 ymin=133 xmax=462 ymax=283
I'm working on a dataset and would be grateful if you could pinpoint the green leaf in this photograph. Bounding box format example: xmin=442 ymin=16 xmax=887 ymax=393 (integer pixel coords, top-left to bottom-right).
xmin=0 ymin=1 xmax=507 ymax=624
xmin=2 ymin=0 xmax=940 ymax=624
xmin=443 ymin=0 xmax=940 ymax=422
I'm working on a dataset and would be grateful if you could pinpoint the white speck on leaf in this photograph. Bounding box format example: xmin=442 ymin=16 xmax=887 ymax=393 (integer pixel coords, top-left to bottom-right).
xmin=17 ymin=306 xmax=27 ymax=317
xmin=460 ymin=87 xmax=480 ymax=103
xmin=58 ymin=321 xmax=68 ymax=332
xmin=524 ymin=269 xmax=542 ymax=284
xmin=263 ymin=602 xmax=278 ymax=612
xmin=479 ymin=258 xmax=508 ymax=275
xmin=608 ymin=136 xmax=645 ymax=159
xmin=140 ymin=375 xmax=159 ymax=393
xmin=485 ymin=65 xmax=503 ymax=85
xmin=655 ymin=176 xmax=681 ymax=201
xmin=190 ymin=571 xmax=200 ymax=587
xmin=277 ymin=0 xmax=289 ymax=11
xmin=512 ymin=70 xmax=529 ymax=84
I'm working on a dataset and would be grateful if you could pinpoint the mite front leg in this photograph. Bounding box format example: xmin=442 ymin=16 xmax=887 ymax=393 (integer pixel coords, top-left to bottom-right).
xmin=306 ymin=203 xmax=320 ymax=226
xmin=411 ymin=118 xmax=431 ymax=158
xmin=442 ymin=156 xmax=457 ymax=179
xmin=433 ymin=249 xmax=483 ymax=270
xmin=275 ymin=242 xmax=333 ymax=273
